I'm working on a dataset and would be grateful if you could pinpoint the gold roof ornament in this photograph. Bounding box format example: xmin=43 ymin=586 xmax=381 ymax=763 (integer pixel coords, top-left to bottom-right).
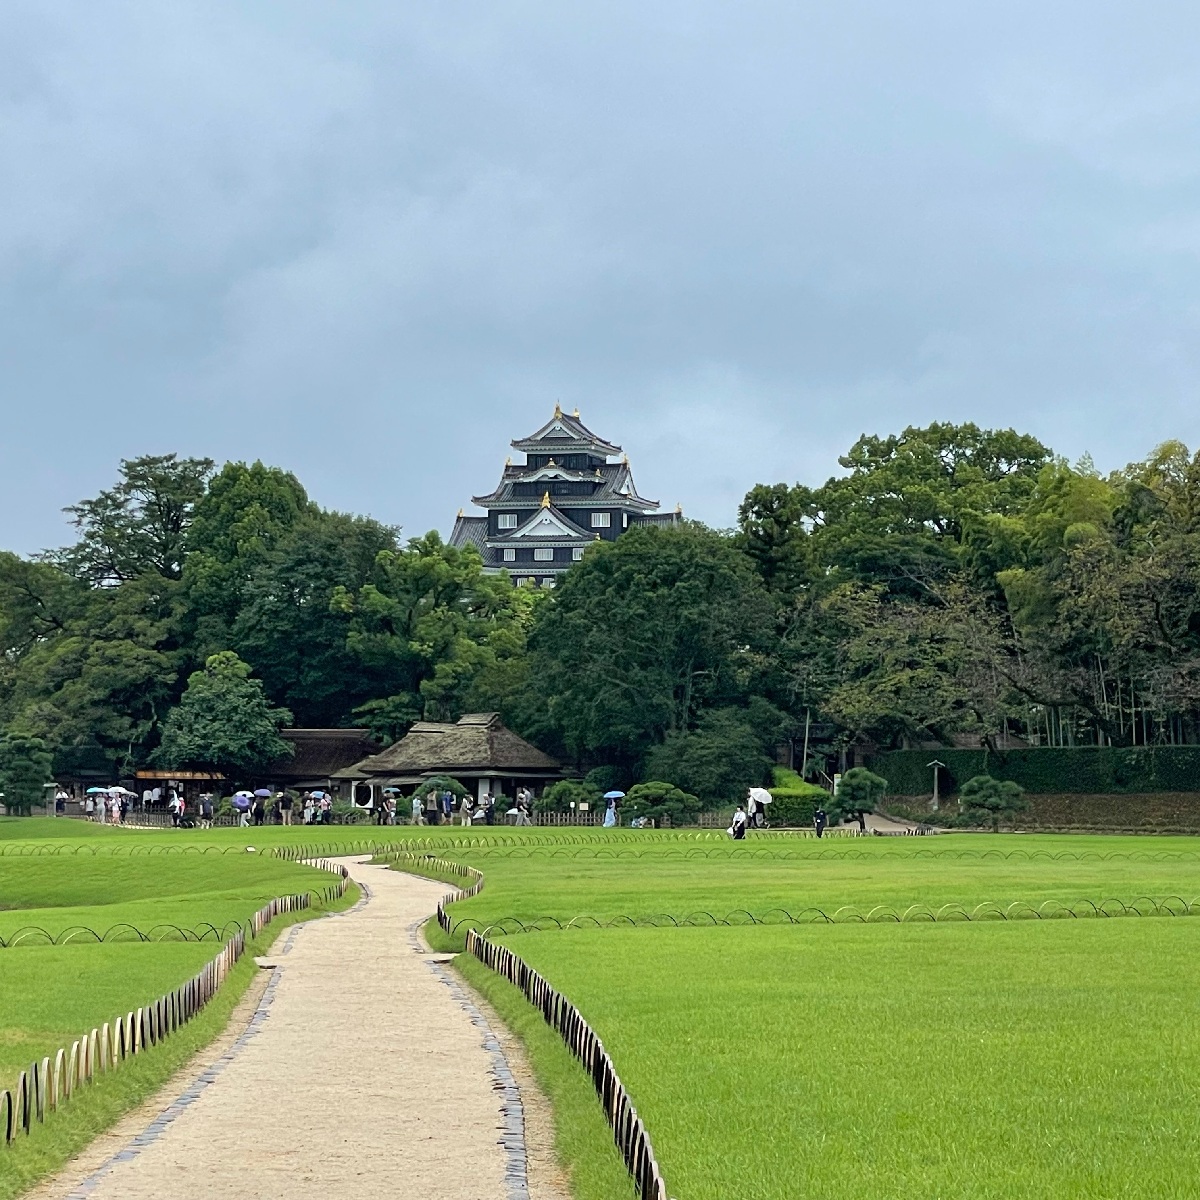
xmin=547 ymin=458 xmax=557 ymax=467
xmin=553 ymin=402 xmax=562 ymax=418
xmin=457 ymin=508 xmax=463 ymax=518
xmin=541 ymin=491 xmax=551 ymax=508
xmin=622 ymin=453 xmax=629 ymax=465
xmin=675 ymin=503 xmax=683 ymax=514
xmin=572 ymin=407 xmax=580 ymax=418
xmin=505 ymin=455 xmax=511 ymax=466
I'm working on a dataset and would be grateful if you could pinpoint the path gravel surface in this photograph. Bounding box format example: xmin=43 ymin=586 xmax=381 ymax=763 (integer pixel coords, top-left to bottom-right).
xmin=32 ymin=858 xmax=565 ymax=1200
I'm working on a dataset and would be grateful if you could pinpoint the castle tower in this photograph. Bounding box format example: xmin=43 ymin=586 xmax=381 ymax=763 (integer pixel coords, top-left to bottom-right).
xmin=449 ymin=406 xmax=682 ymax=587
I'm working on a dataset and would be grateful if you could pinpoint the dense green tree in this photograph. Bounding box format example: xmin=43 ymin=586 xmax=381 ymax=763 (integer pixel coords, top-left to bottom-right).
xmin=230 ymin=511 xmax=398 ymax=726
xmin=335 ymin=532 xmax=533 ymax=740
xmin=814 ymin=423 xmax=1051 ymax=590
xmin=54 ymin=455 xmax=215 ymax=585
xmin=643 ymin=708 xmax=773 ymax=803
xmin=182 ymin=460 xmax=312 ymax=654
xmin=530 ymin=524 xmax=774 ymax=768
xmin=0 ymin=734 xmax=54 ymax=814
xmin=155 ymin=651 xmax=292 ymax=776
xmin=736 ymin=482 xmax=816 ymax=594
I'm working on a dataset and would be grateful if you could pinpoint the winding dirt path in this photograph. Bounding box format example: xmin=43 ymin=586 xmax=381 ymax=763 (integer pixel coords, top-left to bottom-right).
xmin=31 ymin=858 xmax=566 ymax=1200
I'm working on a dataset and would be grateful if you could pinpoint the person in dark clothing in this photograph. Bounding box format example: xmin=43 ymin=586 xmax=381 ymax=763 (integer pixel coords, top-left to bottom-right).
xmin=485 ymin=793 xmax=496 ymax=825
xmin=814 ymin=807 xmax=827 ymax=838
xmin=252 ymin=797 xmax=265 ymax=826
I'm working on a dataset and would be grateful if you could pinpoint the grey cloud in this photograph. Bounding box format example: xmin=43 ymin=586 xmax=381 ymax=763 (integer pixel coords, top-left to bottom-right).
xmin=3 ymin=1 xmax=1200 ymax=552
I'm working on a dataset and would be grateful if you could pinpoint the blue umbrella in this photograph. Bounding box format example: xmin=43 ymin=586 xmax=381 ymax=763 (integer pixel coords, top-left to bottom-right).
xmin=86 ymin=787 xmax=109 ymax=795
xmin=253 ymin=789 xmax=273 ymax=798
xmin=603 ymin=790 xmax=626 ymax=799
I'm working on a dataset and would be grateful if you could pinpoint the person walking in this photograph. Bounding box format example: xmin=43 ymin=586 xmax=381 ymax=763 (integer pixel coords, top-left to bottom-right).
xmin=278 ymin=791 xmax=293 ymax=826
xmin=85 ymin=794 xmax=95 ymax=820
xmin=423 ymin=790 xmax=438 ymax=826
xmin=730 ymin=804 xmax=748 ymax=840
xmin=603 ymin=798 xmax=618 ymax=828
xmin=484 ymin=793 xmax=496 ymax=825
xmin=459 ymin=793 xmax=474 ymax=827
xmin=199 ymin=793 xmax=214 ymax=829
xmin=440 ymin=789 xmax=453 ymax=825
xmin=411 ymin=793 xmax=423 ymax=825
xmin=814 ymin=807 xmax=827 ymax=839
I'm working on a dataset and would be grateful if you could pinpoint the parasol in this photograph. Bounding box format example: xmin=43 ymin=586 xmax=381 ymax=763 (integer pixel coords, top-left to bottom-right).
xmin=603 ymin=790 xmax=626 ymax=799
xmin=748 ymin=787 xmax=773 ymax=805
xmin=253 ymin=788 xmax=273 ymax=798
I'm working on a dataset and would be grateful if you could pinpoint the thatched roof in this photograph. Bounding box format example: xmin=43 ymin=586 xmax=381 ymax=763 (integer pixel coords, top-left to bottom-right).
xmin=266 ymin=729 xmax=378 ymax=782
xmin=349 ymin=713 xmax=560 ymax=778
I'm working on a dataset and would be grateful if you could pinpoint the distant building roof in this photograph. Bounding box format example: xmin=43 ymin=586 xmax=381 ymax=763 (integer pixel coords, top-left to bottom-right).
xmin=265 ymin=729 xmax=379 ymax=782
xmin=349 ymin=713 xmax=561 ymax=779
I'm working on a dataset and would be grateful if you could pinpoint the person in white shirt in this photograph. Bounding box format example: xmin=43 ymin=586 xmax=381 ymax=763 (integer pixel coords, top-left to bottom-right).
xmin=730 ymin=805 xmax=748 ymax=840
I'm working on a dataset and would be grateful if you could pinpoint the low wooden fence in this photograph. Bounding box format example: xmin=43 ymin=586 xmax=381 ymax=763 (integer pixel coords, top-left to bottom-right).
xmin=403 ymin=854 xmax=670 ymax=1200
xmin=1 ymin=860 xmax=349 ymax=1148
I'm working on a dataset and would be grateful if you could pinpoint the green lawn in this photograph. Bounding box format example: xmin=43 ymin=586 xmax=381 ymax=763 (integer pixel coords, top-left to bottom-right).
xmin=7 ymin=818 xmax=1200 ymax=1200
xmin=0 ymin=942 xmax=219 ymax=1082
xmin=432 ymin=833 xmax=1200 ymax=932
xmin=0 ymin=854 xmax=342 ymax=941
xmin=505 ymin=919 xmax=1200 ymax=1200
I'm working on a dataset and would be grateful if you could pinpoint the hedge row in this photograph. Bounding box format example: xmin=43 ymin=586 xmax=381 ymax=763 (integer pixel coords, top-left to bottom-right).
xmin=1022 ymin=792 xmax=1200 ymax=830
xmin=767 ymin=785 xmax=829 ymax=827
xmin=867 ymin=747 xmax=1200 ymax=796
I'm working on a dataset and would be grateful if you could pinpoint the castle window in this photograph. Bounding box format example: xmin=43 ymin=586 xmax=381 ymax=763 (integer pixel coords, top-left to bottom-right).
xmin=503 ymin=548 xmax=516 ymax=562
xmin=498 ymin=513 xmax=518 ymax=529
xmin=591 ymin=512 xmax=611 ymax=528
xmin=534 ymin=547 xmax=554 ymax=562
xmin=572 ymin=547 xmax=584 ymax=561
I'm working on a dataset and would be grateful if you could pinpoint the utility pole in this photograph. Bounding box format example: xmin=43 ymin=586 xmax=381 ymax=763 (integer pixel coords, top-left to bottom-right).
xmin=800 ymin=709 xmax=811 ymax=780
xmin=927 ymin=760 xmax=946 ymax=812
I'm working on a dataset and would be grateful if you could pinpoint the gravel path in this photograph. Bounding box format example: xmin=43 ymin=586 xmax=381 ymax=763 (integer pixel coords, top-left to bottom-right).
xmin=33 ymin=858 xmax=565 ymax=1200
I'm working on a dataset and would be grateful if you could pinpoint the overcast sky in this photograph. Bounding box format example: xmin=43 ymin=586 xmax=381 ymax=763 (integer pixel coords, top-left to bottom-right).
xmin=4 ymin=2 xmax=1200 ymax=554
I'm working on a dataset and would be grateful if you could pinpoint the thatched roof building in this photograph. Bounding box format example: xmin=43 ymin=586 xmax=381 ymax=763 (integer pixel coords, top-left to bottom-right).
xmin=264 ymin=729 xmax=378 ymax=790
xmin=340 ymin=713 xmax=562 ymax=802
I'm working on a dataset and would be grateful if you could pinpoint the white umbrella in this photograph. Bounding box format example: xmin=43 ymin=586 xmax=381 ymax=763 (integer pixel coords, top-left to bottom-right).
xmin=749 ymin=787 xmax=773 ymax=805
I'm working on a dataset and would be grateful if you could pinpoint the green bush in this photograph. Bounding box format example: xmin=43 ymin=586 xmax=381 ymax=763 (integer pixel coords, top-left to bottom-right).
xmin=537 ymin=779 xmax=598 ymax=813
xmin=767 ymin=783 xmax=828 ymax=827
xmin=867 ymin=746 xmax=1200 ymax=796
xmin=959 ymin=774 xmax=1028 ymax=832
xmin=643 ymin=709 xmax=772 ymax=804
xmin=625 ymin=780 xmax=704 ymax=825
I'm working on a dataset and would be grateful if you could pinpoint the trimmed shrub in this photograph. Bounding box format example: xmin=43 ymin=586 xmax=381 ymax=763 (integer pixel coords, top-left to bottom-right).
xmin=537 ymin=779 xmax=599 ymax=813
xmin=767 ymin=782 xmax=828 ymax=827
xmin=411 ymin=775 xmax=469 ymax=802
xmin=960 ymin=774 xmax=1028 ymax=831
xmin=625 ymin=780 xmax=704 ymax=825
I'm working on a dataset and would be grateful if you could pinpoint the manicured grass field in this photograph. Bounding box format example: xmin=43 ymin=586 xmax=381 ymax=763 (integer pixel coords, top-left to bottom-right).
xmin=7 ymin=816 xmax=1200 ymax=1200
xmin=0 ymin=854 xmax=343 ymax=941
xmin=505 ymin=919 xmax=1200 ymax=1200
xmin=434 ymin=833 xmax=1200 ymax=932
xmin=0 ymin=943 xmax=219 ymax=1082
